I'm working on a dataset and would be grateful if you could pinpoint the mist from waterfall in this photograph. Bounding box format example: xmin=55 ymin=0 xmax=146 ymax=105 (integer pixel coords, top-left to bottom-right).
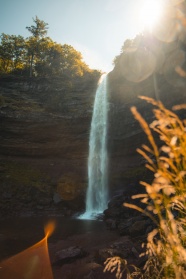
xmin=80 ymin=73 xmax=109 ymax=219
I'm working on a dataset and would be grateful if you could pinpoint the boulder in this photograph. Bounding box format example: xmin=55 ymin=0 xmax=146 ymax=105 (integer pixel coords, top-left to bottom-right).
xmin=128 ymin=220 xmax=149 ymax=236
xmin=60 ymin=262 xmax=117 ymax=279
xmin=54 ymin=246 xmax=87 ymax=265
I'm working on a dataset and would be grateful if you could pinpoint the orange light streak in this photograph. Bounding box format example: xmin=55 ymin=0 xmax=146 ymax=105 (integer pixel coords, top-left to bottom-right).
xmin=0 ymin=221 xmax=56 ymax=279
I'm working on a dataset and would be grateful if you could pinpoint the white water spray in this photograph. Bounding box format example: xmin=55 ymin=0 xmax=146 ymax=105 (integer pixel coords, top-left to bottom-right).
xmin=80 ymin=74 xmax=109 ymax=219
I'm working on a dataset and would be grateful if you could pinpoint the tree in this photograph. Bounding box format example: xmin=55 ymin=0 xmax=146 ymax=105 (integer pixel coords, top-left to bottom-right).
xmin=11 ymin=35 xmax=26 ymax=72
xmin=0 ymin=16 xmax=98 ymax=79
xmin=34 ymin=40 xmax=63 ymax=76
xmin=34 ymin=42 xmax=90 ymax=78
xmin=0 ymin=33 xmax=14 ymax=73
xmin=26 ymin=16 xmax=48 ymax=77
xmin=0 ymin=33 xmax=25 ymax=73
xmin=60 ymin=44 xmax=89 ymax=77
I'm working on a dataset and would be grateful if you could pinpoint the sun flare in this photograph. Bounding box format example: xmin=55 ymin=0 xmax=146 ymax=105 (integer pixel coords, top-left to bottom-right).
xmin=139 ymin=0 xmax=163 ymax=31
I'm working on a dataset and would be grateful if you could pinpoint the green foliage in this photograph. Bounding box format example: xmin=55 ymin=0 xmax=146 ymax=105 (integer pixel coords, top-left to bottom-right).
xmin=34 ymin=41 xmax=90 ymax=78
xmin=60 ymin=44 xmax=89 ymax=77
xmin=0 ymin=33 xmax=26 ymax=73
xmin=105 ymin=98 xmax=186 ymax=279
xmin=0 ymin=16 xmax=98 ymax=79
xmin=26 ymin=16 xmax=48 ymax=38
xmin=25 ymin=16 xmax=49 ymax=77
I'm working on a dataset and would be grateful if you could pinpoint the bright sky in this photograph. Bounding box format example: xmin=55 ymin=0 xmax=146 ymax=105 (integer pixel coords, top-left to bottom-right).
xmin=0 ymin=0 xmax=160 ymax=72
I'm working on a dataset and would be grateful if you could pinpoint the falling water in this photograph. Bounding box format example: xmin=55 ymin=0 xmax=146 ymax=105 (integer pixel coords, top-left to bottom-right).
xmin=80 ymin=74 xmax=109 ymax=219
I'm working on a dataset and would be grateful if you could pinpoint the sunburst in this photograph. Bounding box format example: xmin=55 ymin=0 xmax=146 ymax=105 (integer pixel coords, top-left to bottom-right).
xmin=138 ymin=0 xmax=163 ymax=31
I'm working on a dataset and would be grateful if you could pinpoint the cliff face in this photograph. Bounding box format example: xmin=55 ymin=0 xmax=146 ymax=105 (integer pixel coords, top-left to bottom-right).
xmin=107 ymin=66 xmax=186 ymax=195
xmin=0 ymin=76 xmax=97 ymax=216
xmin=0 ymin=65 xmax=185 ymax=217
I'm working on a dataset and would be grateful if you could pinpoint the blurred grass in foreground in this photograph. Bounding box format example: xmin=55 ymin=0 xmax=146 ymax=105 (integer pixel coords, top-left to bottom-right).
xmin=104 ymin=97 xmax=186 ymax=279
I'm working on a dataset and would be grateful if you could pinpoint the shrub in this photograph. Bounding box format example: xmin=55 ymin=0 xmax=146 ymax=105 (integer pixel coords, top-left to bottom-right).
xmin=104 ymin=97 xmax=186 ymax=279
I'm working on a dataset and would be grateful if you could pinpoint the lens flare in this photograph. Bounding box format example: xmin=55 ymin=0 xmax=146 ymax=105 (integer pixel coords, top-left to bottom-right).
xmin=0 ymin=221 xmax=56 ymax=279
xmin=120 ymin=48 xmax=156 ymax=83
xmin=44 ymin=220 xmax=56 ymax=238
xmin=138 ymin=0 xmax=163 ymax=31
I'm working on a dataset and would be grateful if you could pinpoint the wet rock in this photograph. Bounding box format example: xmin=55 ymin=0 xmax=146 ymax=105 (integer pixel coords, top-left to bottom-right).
xmin=104 ymin=194 xmax=141 ymax=221
xmin=38 ymin=197 xmax=52 ymax=206
xmin=118 ymin=216 xmax=151 ymax=237
xmin=53 ymin=192 xmax=62 ymax=204
xmin=36 ymin=205 xmax=43 ymax=210
xmin=2 ymin=191 xmax=12 ymax=199
xmin=0 ymin=234 xmax=6 ymax=241
xmin=110 ymin=236 xmax=133 ymax=250
xmin=96 ymin=235 xmax=136 ymax=265
xmin=104 ymin=191 xmax=154 ymax=239
xmin=128 ymin=220 xmax=148 ymax=236
xmin=97 ymin=248 xmax=124 ymax=262
xmin=60 ymin=262 xmax=117 ymax=279
xmin=54 ymin=246 xmax=87 ymax=265
xmin=131 ymin=247 xmax=139 ymax=258
xmin=105 ymin=218 xmax=117 ymax=230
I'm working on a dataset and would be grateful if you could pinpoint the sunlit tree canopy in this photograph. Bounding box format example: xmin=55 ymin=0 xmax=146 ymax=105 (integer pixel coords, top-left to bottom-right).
xmin=0 ymin=16 xmax=98 ymax=79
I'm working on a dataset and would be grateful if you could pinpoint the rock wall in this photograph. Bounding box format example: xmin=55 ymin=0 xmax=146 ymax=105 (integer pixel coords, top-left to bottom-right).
xmin=0 ymin=70 xmax=185 ymax=217
xmin=107 ymin=68 xmax=186 ymax=196
xmin=0 ymin=76 xmax=97 ymax=217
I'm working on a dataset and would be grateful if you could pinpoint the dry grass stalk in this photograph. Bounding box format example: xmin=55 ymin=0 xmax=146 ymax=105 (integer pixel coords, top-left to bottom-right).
xmin=104 ymin=98 xmax=186 ymax=279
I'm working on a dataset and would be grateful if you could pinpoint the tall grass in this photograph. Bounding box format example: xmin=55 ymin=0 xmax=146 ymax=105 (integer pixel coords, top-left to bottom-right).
xmin=104 ymin=97 xmax=186 ymax=279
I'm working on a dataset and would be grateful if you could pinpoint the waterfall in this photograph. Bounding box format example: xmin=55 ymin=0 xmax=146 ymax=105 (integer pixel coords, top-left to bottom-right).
xmin=80 ymin=73 xmax=109 ymax=219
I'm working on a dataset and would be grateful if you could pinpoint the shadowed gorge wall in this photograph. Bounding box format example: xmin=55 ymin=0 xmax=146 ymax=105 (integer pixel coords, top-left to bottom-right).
xmin=107 ymin=66 xmax=186 ymax=196
xmin=0 ymin=76 xmax=98 ymax=216
xmin=0 ymin=64 xmax=185 ymax=216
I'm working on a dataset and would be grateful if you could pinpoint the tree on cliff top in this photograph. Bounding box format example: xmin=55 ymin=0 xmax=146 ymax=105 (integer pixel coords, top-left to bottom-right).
xmin=26 ymin=16 xmax=48 ymax=38
xmin=26 ymin=16 xmax=49 ymax=77
xmin=0 ymin=16 xmax=99 ymax=80
xmin=0 ymin=33 xmax=25 ymax=73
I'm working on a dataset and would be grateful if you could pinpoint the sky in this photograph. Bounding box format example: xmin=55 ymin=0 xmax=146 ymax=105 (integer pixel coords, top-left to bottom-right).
xmin=0 ymin=0 xmax=150 ymax=72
